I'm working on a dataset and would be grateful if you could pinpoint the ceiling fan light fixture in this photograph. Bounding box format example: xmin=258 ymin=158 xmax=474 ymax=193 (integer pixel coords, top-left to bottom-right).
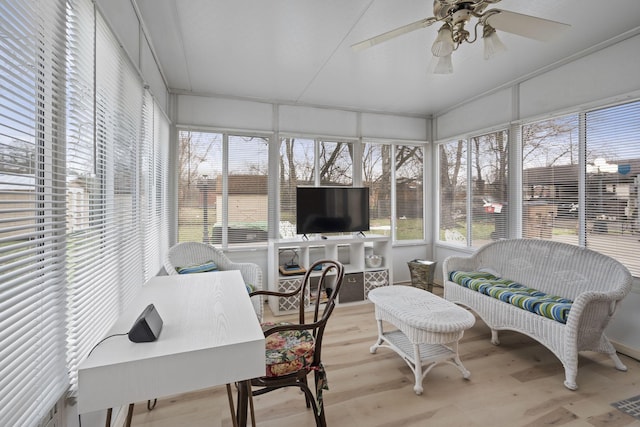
xmin=431 ymin=23 xmax=454 ymax=57
xmin=483 ymin=24 xmax=506 ymax=60
xmin=352 ymin=1 xmax=571 ymax=75
xmin=432 ymin=54 xmax=453 ymax=74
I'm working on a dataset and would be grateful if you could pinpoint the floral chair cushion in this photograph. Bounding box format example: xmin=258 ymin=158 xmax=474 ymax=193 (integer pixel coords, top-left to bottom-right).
xmin=262 ymin=322 xmax=315 ymax=377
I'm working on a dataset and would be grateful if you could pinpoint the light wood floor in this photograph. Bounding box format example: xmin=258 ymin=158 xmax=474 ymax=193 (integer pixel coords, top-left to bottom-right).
xmin=129 ymin=286 xmax=640 ymax=427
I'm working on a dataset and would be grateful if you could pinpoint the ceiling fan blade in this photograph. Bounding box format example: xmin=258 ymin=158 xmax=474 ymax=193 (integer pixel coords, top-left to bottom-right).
xmin=485 ymin=9 xmax=570 ymax=42
xmin=351 ymin=17 xmax=437 ymax=51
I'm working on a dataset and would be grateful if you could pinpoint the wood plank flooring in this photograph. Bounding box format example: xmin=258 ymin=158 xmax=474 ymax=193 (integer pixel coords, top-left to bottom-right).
xmin=129 ymin=286 xmax=640 ymax=427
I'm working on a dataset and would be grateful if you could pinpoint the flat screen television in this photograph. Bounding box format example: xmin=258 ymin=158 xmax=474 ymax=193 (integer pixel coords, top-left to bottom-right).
xmin=296 ymin=186 xmax=370 ymax=235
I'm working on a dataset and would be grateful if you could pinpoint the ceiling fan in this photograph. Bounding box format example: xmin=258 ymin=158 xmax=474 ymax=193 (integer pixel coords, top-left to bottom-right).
xmin=352 ymin=0 xmax=570 ymax=73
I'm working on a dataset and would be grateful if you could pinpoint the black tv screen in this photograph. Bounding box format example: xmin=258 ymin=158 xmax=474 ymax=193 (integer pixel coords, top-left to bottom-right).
xmin=296 ymin=186 xmax=370 ymax=235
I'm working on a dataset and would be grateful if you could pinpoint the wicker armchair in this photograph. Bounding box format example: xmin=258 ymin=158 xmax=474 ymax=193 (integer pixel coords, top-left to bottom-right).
xmin=164 ymin=242 xmax=264 ymax=321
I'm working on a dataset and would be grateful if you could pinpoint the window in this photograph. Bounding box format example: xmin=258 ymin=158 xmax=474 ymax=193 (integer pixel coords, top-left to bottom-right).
xmin=1 ymin=1 xmax=170 ymax=424
xmin=438 ymin=131 xmax=508 ymax=247
xmin=0 ymin=0 xmax=69 ymax=425
xmin=363 ymin=142 xmax=391 ymax=237
xmin=585 ymin=101 xmax=640 ymax=276
xmin=66 ymin=7 xmax=170 ymax=397
xmin=522 ymin=116 xmax=579 ymax=243
xmin=395 ymin=145 xmax=424 ymax=240
xmin=470 ymin=131 xmax=508 ymax=247
xmin=279 ymin=137 xmax=314 ymax=238
xmin=178 ymin=130 xmax=269 ymax=246
xmin=277 ymin=137 xmax=354 ymax=237
xmin=278 ymin=138 xmax=424 ymax=241
xmin=318 ymin=140 xmax=353 ymax=186
xmin=439 ymin=140 xmax=468 ymax=245
xmin=519 ymin=102 xmax=640 ymax=276
xmin=227 ymin=135 xmax=269 ymax=244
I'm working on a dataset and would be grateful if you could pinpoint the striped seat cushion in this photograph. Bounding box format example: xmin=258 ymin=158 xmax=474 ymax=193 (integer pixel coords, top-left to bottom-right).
xmin=449 ymin=271 xmax=573 ymax=324
xmin=175 ymin=260 xmax=218 ymax=274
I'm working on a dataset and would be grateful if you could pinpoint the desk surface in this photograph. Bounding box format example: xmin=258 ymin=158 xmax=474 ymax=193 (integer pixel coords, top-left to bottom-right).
xmin=78 ymin=271 xmax=265 ymax=414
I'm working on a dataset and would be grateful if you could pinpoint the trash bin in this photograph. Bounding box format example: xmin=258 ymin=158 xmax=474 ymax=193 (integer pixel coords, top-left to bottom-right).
xmin=407 ymin=259 xmax=437 ymax=293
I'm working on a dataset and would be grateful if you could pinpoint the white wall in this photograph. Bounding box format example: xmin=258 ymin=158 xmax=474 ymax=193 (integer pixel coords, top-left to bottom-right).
xmin=176 ymin=94 xmax=430 ymax=141
xmin=608 ymin=289 xmax=640 ymax=360
xmin=520 ymin=34 xmax=640 ymax=119
xmin=435 ymin=87 xmax=513 ymax=140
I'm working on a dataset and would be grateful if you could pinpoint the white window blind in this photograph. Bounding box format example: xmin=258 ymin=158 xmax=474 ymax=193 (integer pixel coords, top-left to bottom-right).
xmin=227 ymin=135 xmax=269 ymax=244
xmin=177 ymin=130 xmax=269 ymax=246
xmin=585 ymin=101 xmax=640 ymax=276
xmin=155 ymin=106 xmax=170 ymax=259
xmin=177 ymin=130 xmax=223 ymax=243
xmin=522 ymin=115 xmax=579 ymax=243
xmin=141 ymin=91 xmax=161 ymax=277
xmin=520 ymin=103 xmax=640 ymax=277
xmin=438 ymin=140 xmax=468 ymax=245
xmin=66 ymin=8 xmax=148 ymax=392
xmin=438 ymin=131 xmax=507 ymax=247
xmin=279 ymin=137 xmax=314 ymax=238
xmin=0 ymin=0 xmax=69 ymax=425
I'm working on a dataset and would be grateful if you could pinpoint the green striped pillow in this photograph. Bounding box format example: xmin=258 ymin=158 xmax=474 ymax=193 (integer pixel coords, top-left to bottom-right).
xmin=175 ymin=260 xmax=218 ymax=274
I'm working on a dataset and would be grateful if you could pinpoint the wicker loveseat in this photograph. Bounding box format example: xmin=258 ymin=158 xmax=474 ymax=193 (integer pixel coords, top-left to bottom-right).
xmin=443 ymin=238 xmax=632 ymax=390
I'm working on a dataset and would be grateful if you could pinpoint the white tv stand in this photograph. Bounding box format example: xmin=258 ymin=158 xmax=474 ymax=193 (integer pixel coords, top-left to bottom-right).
xmin=267 ymin=234 xmax=392 ymax=316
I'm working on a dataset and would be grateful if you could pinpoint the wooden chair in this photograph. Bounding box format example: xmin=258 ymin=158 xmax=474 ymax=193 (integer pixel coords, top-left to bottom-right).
xmin=237 ymin=259 xmax=345 ymax=427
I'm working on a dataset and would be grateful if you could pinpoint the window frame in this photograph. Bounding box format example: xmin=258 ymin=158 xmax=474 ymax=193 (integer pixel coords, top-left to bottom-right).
xmin=176 ymin=128 xmax=272 ymax=248
xmin=436 ymin=128 xmax=509 ymax=248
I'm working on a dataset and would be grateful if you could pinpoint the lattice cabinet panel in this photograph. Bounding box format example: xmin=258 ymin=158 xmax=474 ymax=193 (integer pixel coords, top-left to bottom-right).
xmin=276 ymin=277 xmax=310 ymax=313
xmin=364 ymin=269 xmax=389 ymax=298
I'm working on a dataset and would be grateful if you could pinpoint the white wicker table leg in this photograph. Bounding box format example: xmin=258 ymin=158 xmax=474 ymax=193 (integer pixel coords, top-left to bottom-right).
xmin=370 ymin=318 xmax=386 ymax=354
xmin=412 ymin=344 xmax=424 ymax=395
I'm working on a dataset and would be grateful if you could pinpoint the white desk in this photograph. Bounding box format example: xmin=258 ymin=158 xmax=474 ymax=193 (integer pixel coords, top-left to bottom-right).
xmin=78 ymin=271 xmax=265 ymax=421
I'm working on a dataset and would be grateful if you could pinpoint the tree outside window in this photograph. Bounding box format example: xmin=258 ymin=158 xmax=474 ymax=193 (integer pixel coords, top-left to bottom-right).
xmin=522 ymin=116 xmax=579 ymax=244
xmin=470 ymin=130 xmax=508 ymax=247
xmin=178 ymin=130 xmax=269 ymax=246
xmin=438 ymin=131 xmax=507 ymax=247
xmin=439 ymin=140 xmax=467 ymax=245
xmin=363 ymin=142 xmax=391 ymax=237
xmin=395 ymin=145 xmax=424 ymax=241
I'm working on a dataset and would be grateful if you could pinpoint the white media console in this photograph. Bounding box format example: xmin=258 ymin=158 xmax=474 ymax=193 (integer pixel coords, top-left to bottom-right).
xmin=267 ymin=234 xmax=392 ymax=316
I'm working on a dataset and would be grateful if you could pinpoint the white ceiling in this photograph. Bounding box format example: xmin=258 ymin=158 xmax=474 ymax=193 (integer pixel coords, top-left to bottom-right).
xmin=134 ymin=0 xmax=640 ymax=117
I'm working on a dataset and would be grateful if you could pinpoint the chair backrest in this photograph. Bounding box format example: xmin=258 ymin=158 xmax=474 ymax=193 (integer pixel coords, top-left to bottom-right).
xmin=298 ymin=259 xmax=345 ymax=366
xmin=164 ymin=241 xmax=264 ymax=321
xmin=473 ymin=239 xmax=631 ymax=299
xmin=164 ymin=242 xmax=229 ymax=275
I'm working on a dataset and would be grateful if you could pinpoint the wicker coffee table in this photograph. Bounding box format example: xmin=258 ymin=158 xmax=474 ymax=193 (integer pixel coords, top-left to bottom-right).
xmin=368 ymin=285 xmax=475 ymax=395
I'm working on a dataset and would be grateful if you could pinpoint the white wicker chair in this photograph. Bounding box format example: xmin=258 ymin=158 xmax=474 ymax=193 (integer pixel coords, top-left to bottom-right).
xmin=164 ymin=242 xmax=263 ymax=321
